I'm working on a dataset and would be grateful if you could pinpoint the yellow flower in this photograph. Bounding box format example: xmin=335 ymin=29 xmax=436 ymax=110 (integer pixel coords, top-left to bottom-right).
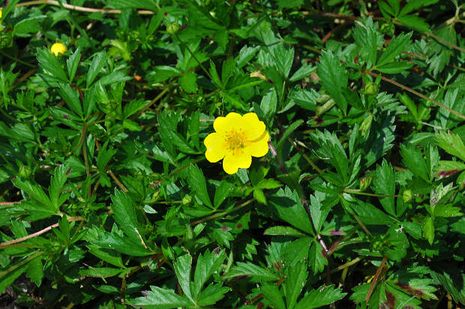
xmin=0 ymin=8 xmax=3 ymax=19
xmin=204 ymin=112 xmax=270 ymax=174
xmin=50 ymin=42 xmax=67 ymax=56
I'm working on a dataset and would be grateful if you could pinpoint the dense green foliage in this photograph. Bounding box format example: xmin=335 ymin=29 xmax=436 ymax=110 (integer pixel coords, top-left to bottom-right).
xmin=1 ymin=0 xmax=465 ymax=307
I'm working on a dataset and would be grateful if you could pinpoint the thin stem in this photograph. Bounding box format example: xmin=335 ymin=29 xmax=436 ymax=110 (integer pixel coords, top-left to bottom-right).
xmin=366 ymin=256 xmax=388 ymax=304
xmin=16 ymin=0 xmax=154 ymax=15
xmin=108 ymin=170 xmax=128 ymax=192
xmin=369 ymin=71 xmax=465 ymax=121
xmin=191 ymin=199 xmax=254 ymax=225
xmin=330 ymin=256 xmax=362 ymax=273
xmin=0 ymin=50 xmax=35 ymax=68
xmin=344 ymin=188 xmax=399 ymax=198
xmin=139 ymin=87 xmax=170 ymax=115
xmin=0 ymin=216 xmax=85 ymax=249
xmin=0 ymin=201 xmax=21 ymax=206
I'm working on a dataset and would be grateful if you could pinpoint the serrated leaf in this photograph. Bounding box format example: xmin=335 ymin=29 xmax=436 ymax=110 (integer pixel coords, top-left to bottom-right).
xmin=401 ymin=145 xmax=430 ymax=182
xmin=132 ymin=286 xmax=191 ymax=308
xmin=225 ymin=262 xmax=279 ymax=282
xmin=295 ymin=285 xmax=346 ymax=309
xmin=398 ymin=15 xmax=430 ymax=32
xmin=37 ymin=48 xmax=68 ymax=82
xmin=377 ymin=33 xmax=412 ymax=67
xmin=262 ymin=284 xmax=286 ymax=309
xmin=284 ymin=262 xmax=308 ymax=309
xmin=269 ymin=187 xmax=313 ymax=234
xmin=66 ymin=48 xmax=81 ymax=82
xmin=192 ymin=250 xmax=226 ymax=298
xmin=187 ymin=164 xmax=213 ymax=208
xmin=317 ymin=50 xmax=349 ymax=113
xmin=180 ymin=71 xmax=198 ymax=93
xmin=264 ymin=225 xmax=305 ymax=237
xmin=353 ymin=18 xmax=382 ymax=66
xmin=213 ymin=181 xmax=233 ymax=208
xmin=435 ymin=131 xmax=465 ymax=162
xmin=86 ymin=52 xmax=106 ymax=87
xmin=111 ymin=190 xmax=146 ymax=247
xmin=376 ymin=61 xmax=413 ymax=74
xmin=197 ymin=284 xmax=229 ymax=306
xmin=174 ymin=254 xmax=194 ymax=301
xmin=423 ymin=216 xmax=435 ymax=245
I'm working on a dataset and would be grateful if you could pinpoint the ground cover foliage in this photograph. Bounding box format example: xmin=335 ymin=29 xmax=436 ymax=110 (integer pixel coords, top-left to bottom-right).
xmin=1 ymin=0 xmax=465 ymax=307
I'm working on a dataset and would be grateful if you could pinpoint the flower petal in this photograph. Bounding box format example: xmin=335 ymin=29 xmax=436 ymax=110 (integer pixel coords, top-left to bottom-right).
xmin=246 ymin=132 xmax=270 ymax=157
xmin=204 ymin=132 xmax=226 ymax=163
xmin=214 ymin=112 xmax=242 ymax=133
xmin=241 ymin=112 xmax=266 ymax=141
xmin=223 ymin=151 xmax=252 ymax=174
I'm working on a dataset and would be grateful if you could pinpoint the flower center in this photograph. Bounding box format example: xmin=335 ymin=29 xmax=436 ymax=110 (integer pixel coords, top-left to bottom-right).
xmin=225 ymin=129 xmax=248 ymax=152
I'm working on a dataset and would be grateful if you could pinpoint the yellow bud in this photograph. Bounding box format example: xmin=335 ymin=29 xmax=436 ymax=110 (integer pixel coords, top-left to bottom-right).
xmin=50 ymin=42 xmax=67 ymax=56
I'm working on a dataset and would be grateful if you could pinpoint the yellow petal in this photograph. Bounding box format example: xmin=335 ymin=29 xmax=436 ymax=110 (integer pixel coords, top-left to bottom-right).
xmin=241 ymin=112 xmax=266 ymax=141
xmin=246 ymin=132 xmax=270 ymax=157
xmin=204 ymin=132 xmax=226 ymax=162
xmin=213 ymin=112 xmax=242 ymax=133
xmin=223 ymin=151 xmax=252 ymax=174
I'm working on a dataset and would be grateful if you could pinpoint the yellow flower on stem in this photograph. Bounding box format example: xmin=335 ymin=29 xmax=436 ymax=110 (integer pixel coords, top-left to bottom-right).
xmin=50 ymin=42 xmax=67 ymax=56
xmin=204 ymin=112 xmax=270 ymax=174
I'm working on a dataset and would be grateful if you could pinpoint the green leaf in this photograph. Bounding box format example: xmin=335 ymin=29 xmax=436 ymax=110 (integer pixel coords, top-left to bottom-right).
xmin=14 ymin=16 xmax=46 ymax=36
xmin=66 ymin=48 xmax=81 ymax=83
xmin=276 ymin=0 xmax=303 ymax=9
xmin=49 ymin=165 xmax=68 ymax=210
xmin=88 ymin=245 xmax=125 ymax=268
xmin=400 ymin=0 xmax=438 ymax=16
xmin=26 ymin=257 xmax=43 ymax=287
xmin=192 ymin=250 xmax=226 ymax=298
xmin=309 ymin=192 xmax=330 ymax=233
xmin=225 ymin=262 xmax=279 ymax=282
xmin=132 ymin=286 xmax=191 ymax=308
xmin=377 ymin=32 xmax=412 ymax=67
xmin=353 ymin=18 xmax=382 ymax=66
xmin=86 ymin=52 xmax=106 ymax=87
xmin=187 ymin=164 xmax=213 ymax=208
xmin=197 ymin=284 xmax=229 ymax=306
xmin=290 ymin=64 xmax=314 ymax=82
xmin=262 ymin=284 xmax=286 ymax=309
xmin=37 ymin=48 xmax=68 ymax=82
xmin=397 ymin=15 xmax=430 ymax=32
xmin=174 ymin=254 xmax=194 ymax=301
xmin=435 ymin=131 xmax=465 ymax=162
xmin=180 ymin=71 xmax=198 ymax=93
xmin=401 ymin=145 xmax=430 ymax=182
xmin=79 ymin=267 xmax=123 ymax=278
xmin=107 ymin=0 xmax=157 ymax=10
xmin=309 ymin=241 xmax=328 ymax=274
xmin=13 ymin=179 xmax=52 ymax=209
xmin=317 ymin=50 xmax=349 ymax=113
xmin=264 ymin=226 xmax=305 ymax=237
xmin=434 ymin=204 xmax=462 ymax=218
xmin=372 ymin=160 xmax=396 ymax=216
xmin=213 ymin=181 xmax=233 ymax=209
xmin=423 ymin=216 xmax=435 ymax=245
xmin=347 ymin=200 xmax=395 ymax=226
xmin=111 ymin=190 xmax=146 ymax=246
xmin=0 ymin=262 xmax=27 ymax=293
xmin=86 ymin=227 xmax=152 ymax=257
xmin=58 ymin=83 xmax=82 ymax=117
xmin=295 ymin=285 xmax=346 ymax=309
xmin=376 ymin=61 xmax=413 ymax=74
xmin=284 ymin=262 xmax=308 ymax=309
xmin=269 ymin=187 xmax=313 ymax=234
